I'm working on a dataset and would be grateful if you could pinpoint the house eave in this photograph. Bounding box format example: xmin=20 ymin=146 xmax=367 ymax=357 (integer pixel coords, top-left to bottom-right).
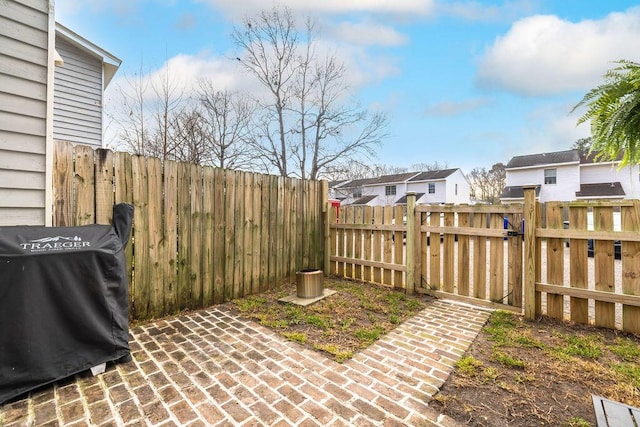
xmin=55 ymin=22 xmax=122 ymax=88
xmin=506 ymin=161 xmax=579 ymax=171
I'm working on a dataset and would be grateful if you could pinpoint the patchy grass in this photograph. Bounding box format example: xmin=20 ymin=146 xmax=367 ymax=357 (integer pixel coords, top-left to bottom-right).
xmin=225 ymin=276 xmax=432 ymax=362
xmin=433 ymin=311 xmax=640 ymax=427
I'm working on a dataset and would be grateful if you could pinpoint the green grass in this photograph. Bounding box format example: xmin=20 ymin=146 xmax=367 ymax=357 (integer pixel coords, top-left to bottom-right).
xmin=491 ymin=351 xmax=526 ymax=369
xmin=233 ymin=296 xmax=267 ymax=311
xmin=611 ymin=337 xmax=640 ymax=362
xmin=610 ymin=362 xmax=640 ymax=389
xmin=282 ymin=332 xmax=307 ymax=344
xmin=456 ymin=356 xmax=484 ymax=377
xmin=563 ymin=417 xmax=591 ymax=427
xmin=555 ymin=334 xmax=604 ymax=360
xmin=305 ymin=314 xmax=331 ymax=328
xmin=313 ymin=343 xmax=353 ymax=362
xmin=355 ymin=327 xmax=384 ymax=344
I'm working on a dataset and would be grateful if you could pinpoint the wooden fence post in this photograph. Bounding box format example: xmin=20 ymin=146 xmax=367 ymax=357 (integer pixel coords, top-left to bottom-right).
xmin=406 ymin=192 xmax=416 ymax=294
xmin=321 ymin=180 xmax=330 ymax=275
xmin=523 ymin=186 xmax=537 ymax=320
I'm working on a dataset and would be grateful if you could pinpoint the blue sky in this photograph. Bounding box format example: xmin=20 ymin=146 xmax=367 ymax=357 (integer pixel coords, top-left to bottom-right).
xmin=56 ymin=0 xmax=640 ymax=173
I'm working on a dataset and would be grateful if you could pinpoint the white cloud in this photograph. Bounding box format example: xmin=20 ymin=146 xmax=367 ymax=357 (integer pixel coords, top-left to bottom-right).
xmin=424 ymin=97 xmax=490 ymax=116
xmin=330 ymin=21 xmax=408 ymax=46
xmin=476 ymin=8 xmax=640 ymax=96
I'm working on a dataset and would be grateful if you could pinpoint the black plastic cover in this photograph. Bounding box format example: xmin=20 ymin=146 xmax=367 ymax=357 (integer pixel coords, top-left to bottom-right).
xmin=0 ymin=204 xmax=133 ymax=404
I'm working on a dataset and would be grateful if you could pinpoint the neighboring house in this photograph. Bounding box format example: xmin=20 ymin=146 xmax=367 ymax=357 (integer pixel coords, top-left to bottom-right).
xmin=406 ymin=169 xmax=470 ymax=205
xmin=0 ymin=0 xmax=120 ymax=226
xmin=500 ymin=149 xmax=640 ymax=203
xmin=330 ymin=169 xmax=471 ymax=206
xmin=54 ymin=23 xmax=121 ymax=148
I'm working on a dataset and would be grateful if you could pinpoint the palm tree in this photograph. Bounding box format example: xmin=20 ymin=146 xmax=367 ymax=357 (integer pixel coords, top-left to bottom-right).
xmin=572 ymin=60 xmax=640 ymax=166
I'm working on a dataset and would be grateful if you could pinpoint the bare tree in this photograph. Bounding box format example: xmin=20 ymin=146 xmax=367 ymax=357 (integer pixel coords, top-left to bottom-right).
xmin=468 ymin=162 xmax=506 ymax=203
xmin=197 ymin=80 xmax=256 ymax=169
xmin=233 ymin=5 xmax=387 ymax=179
xmin=113 ymin=63 xmax=151 ymax=155
xmin=232 ymin=6 xmax=297 ymax=176
xmin=410 ymin=161 xmax=449 ymax=171
xmin=169 ymin=108 xmax=210 ymax=165
xmin=110 ymin=61 xmax=185 ymax=161
xmin=147 ymin=62 xmax=185 ymax=161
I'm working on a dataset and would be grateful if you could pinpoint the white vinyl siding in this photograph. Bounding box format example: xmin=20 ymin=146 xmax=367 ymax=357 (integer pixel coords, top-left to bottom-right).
xmin=0 ymin=0 xmax=50 ymax=225
xmin=53 ymin=37 xmax=103 ymax=147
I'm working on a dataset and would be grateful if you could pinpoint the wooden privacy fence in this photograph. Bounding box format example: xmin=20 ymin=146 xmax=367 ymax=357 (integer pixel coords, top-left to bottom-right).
xmin=53 ymin=142 xmax=326 ymax=321
xmin=329 ymin=189 xmax=640 ymax=333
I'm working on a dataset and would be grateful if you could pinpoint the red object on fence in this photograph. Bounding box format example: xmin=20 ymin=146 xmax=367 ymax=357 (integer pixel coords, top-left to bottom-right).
xmin=329 ymin=199 xmax=340 ymax=222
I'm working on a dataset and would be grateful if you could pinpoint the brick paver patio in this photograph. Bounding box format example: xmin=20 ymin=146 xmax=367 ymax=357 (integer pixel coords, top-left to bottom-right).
xmin=0 ymin=299 xmax=491 ymax=426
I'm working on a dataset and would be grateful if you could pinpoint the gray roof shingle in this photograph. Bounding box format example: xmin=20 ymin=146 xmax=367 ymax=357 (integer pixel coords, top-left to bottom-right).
xmin=506 ymin=149 xmax=579 ymax=169
xmin=349 ymin=195 xmax=378 ymax=205
xmin=408 ymin=169 xmax=458 ymax=181
xmin=500 ymin=185 xmax=541 ymax=199
xmin=576 ymin=182 xmax=625 ymax=198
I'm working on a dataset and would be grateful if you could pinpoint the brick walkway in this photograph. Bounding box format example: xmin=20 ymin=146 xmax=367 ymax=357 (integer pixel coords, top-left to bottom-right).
xmin=0 ymin=299 xmax=491 ymax=426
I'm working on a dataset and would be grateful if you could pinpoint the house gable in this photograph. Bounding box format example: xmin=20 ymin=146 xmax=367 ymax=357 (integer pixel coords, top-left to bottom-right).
xmin=53 ymin=23 xmax=121 ymax=148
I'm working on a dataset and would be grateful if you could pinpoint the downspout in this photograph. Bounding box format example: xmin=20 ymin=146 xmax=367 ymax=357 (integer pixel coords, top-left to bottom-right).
xmin=45 ymin=0 xmax=56 ymax=226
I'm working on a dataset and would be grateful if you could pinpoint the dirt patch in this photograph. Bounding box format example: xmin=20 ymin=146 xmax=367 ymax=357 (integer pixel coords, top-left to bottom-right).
xmin=222 ymin=277 xmax=434 ymax=362
xmin=431 ymin=312 xmax=640 ymax=427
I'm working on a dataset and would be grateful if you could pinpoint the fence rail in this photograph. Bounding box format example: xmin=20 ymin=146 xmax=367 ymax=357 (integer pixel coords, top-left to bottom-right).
xmin=53 ymin=142 xmax=325 ymax=321
xmin=329 ymin=190 xmax=640 ymax=333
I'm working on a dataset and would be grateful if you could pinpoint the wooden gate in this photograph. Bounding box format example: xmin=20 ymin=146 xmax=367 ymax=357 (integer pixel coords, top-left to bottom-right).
xmin=413 ymin=203 xmax=524 ymax=311
xmin=327 ymin=194 xmax=524 ymax=311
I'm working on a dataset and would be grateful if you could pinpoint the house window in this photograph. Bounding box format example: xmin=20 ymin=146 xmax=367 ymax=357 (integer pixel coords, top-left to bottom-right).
xmin=428 ymin=183 xmax=435 ymax=194
xmin=385 ymin=185 xmax=396 ymax=196
xmin=352 ymin=191 xmax=362 ymax=199
xmin=455 ymin=184 xmax=458 ymax=196
xmin=544 ymin=168 xmax=557 ymax=185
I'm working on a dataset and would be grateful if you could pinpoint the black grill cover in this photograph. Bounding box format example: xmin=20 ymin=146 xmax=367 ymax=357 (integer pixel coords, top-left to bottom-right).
xmin=0 ymin=204 xmax=133 ymax=404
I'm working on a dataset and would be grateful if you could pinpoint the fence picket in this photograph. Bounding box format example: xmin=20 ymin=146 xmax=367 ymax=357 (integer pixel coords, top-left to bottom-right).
xmin=594 ymin=206 xmax=615 ymax=328
xmin=95 ymin=149 xmax=114 ymax=224
xmin=147 ymin=157 xmax=163 ymax=317
xmin=176 ymin=162 xmax=191 ymax=310
xmin=622 ymin=202 xmax=640 ymax=333
xmin=131 ymin=155 xmax=149 ymax=319
xmin=443 ymin=212 xmax=455 ymax=293
xmin=114 ymin=151 xmax=134 ymax=316
xmin=383 ymin=206 xmax=393 ymax=286
xmin=251 ymin=173 xmax=261 ymax=294
xmin=457 ymin=212 xmax=470 ymax=296
xmin=163 ymin=160 xmax=178 ymax=312
xmin=546 ymin=202 xmax=564 ymax=320
xmin=202 ymin=167 xmax=215 ymax=306
xmin=429 ymin=211 xmax=441 ymax=290
xmin=212 ymin=168 xmax=225 ymax=303
xmin=233 ymin=171 xmax=245 ymax=298
xmin=508 ymin=212 xmax=523 ymax=307
xmin=373 ymin=206 xmax=382 ymax=283
xmin=394 ymin=205 xmax=404 ymax=288
xmin=363 ymin=206 xmax=373 ymax=282
xmin=74 ymin=145 xmax=95 ymax=225
xmin=354 ymin=206 xmax=363 ymax=281
xmin=224 ymin=169 xmax=236 ymax=301
xmin=473 ymin=213 xmax=486 ymax=300
xmin=53 ymin=141 xmax=73 ymax=226
xmin=569 ymin=206 xmax=588 ymax=324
